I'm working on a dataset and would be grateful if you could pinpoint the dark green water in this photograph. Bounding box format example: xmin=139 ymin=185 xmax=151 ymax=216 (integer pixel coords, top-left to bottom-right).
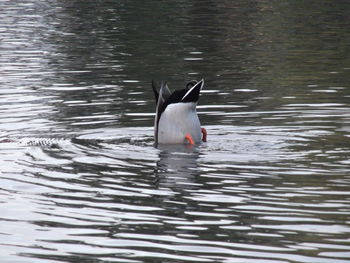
xmin=0 ymin=1 xmax=349 ymax=262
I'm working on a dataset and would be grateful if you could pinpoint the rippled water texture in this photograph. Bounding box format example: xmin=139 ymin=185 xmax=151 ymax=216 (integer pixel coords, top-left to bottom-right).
xmin=1 ymin=1 xmax=350 ymax=262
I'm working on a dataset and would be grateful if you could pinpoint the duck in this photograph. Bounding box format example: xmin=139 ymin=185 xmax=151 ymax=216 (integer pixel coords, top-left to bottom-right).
xmin=152 ymin=79 xmax=207 ymax=145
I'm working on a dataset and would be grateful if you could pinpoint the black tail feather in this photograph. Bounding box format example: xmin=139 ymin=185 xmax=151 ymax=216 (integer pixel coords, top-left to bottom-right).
xmin=152 ymin=80 xmax=159 ymax=103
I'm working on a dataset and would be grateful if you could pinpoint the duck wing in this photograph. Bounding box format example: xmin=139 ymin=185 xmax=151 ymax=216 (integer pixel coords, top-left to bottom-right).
xmin=154 ymin=81 xmax=172 ymax=144
xmin=152 ymin=80 xmax=159 ymax=102
xmin=181 ymin=79 xmax=204 ymax=103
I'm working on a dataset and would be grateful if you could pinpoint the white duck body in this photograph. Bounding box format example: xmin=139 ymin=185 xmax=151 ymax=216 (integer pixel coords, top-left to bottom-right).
xmin=157 ymin=102 xmax=201 ymax=144
xmin=153 ymin=79 xmax=204 ymax=145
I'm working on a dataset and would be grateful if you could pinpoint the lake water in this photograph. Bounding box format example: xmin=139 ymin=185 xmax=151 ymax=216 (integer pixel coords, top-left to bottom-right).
xmin=1 ymin=1 xmax=350 ymax=262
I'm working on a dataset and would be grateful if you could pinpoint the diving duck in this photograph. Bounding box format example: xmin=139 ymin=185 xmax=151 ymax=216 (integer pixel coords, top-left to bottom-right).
xmin=152 ymin=79 xmax=207 ymax=145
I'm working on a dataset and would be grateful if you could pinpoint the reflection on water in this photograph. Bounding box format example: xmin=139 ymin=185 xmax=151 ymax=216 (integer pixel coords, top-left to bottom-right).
xmin=1 ymin=0 xmax=350 ymax=262
xmin=156 ymin=145 xmax=201 ymax=190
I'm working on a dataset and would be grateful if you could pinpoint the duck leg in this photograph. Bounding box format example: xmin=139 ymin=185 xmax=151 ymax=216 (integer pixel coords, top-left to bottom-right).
xmin=201 ymin=128 xmax=207 ymax=142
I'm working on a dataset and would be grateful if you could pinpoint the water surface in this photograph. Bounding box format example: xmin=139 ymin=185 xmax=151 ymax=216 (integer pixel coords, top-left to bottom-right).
xmin=1 ymin=1 xmax=350 ymax=262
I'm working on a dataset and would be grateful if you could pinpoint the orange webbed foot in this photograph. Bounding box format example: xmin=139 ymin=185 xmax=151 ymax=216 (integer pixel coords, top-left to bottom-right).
xmin=185 ymin=133 xmax=195 ymax=145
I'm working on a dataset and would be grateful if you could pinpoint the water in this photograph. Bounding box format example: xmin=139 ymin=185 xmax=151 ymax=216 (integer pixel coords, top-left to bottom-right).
xmin=1 ymin=1 xmax=350 ymax=262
